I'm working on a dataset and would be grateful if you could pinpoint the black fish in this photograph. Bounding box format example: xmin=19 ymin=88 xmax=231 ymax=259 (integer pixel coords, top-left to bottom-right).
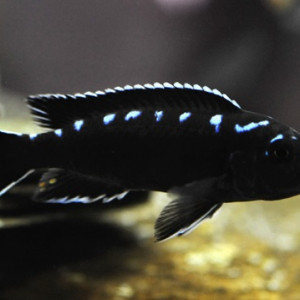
xmin=1 ymin=82 xmax=300 ymax=241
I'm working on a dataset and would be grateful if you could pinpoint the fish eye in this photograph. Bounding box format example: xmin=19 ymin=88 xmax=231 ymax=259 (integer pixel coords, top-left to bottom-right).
xmin=266 ymin=140 xmax=294 ymax=162
xmin=273 ymin=147 xmax=290 ymax=160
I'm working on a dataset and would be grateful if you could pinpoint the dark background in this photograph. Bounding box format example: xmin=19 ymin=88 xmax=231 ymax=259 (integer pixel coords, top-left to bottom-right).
xmin=0 ymin=0 xmax=300 ymax=126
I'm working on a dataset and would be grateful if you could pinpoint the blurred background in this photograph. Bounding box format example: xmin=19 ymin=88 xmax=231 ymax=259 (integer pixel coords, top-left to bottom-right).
xmin=1 ymin=0 xmax=300 ymax=299
xmin=1 ymin=0 xmax=300 ymax=126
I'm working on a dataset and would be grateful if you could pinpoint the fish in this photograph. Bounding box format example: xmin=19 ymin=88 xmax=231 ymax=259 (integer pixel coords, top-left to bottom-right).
xmin=0 ymin=82 xmax=300 ymax=242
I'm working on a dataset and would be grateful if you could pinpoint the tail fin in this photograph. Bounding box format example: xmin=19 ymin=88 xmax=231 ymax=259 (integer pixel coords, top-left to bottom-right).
xmin=0 ymin=130 xmax=34 ymax=197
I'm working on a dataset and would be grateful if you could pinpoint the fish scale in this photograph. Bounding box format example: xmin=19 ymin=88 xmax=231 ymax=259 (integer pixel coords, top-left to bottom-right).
xmin=1 ymin=82 xmax=300 ymax=242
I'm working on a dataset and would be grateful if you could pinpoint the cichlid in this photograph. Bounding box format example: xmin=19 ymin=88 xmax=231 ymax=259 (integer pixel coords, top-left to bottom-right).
xmin=1 ymin=82 xmax=300 ymax=241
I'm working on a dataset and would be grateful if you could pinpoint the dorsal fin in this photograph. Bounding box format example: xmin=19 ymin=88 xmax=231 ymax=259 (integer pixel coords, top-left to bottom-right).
xmin=27 ymin=82 xmax=241 ymax=129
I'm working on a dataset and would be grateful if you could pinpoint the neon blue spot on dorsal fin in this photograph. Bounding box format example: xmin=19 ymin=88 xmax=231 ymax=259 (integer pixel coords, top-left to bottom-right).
xmin=179 ymin=112 xmax=192 ymax=123
xmin=154 ymin=82 xmax=164 ymax=88
xmin=125 ymin=110 xmax=142 ymax=121
xmin=0 ymin=129 xmax=23 ymax=137
xmin=29 ymin=133 xmax=39 ymax=140
xmin=54 ymin=129 xmax=63 ymax=137
xmin=163 ymin=82 xmax=173 ymax=88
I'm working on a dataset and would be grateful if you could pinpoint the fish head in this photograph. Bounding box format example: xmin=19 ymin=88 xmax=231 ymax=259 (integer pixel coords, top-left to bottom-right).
xmin=230 ymin=122 xmax=300 ymax=200
xmin=259 ymin=126 xmax=300 ymax=199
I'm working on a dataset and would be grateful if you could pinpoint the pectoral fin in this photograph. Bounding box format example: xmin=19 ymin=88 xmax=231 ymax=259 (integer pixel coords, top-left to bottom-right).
xmin=155 ymin=197 xmax=222 ymax=242
xmin=154 ymin=178 xmax=223 ymax=242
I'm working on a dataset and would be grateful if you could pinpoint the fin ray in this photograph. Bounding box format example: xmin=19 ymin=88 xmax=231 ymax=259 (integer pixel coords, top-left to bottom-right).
xmin=27 ymin=82 xmax=241 ymax=129
xmin=155 ymin=177 xmax=223 ymax=242
xmin=34 ymin=169 xmax=129 ymax=204
xmin=0 ymin=170 xmax=35 ymax=197
xmin=155 ymin=196 xmax=222 ymax=242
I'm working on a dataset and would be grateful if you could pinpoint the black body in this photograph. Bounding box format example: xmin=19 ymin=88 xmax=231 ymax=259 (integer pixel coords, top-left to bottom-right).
xmin=1 ymin=82 xmax=300 ymax=241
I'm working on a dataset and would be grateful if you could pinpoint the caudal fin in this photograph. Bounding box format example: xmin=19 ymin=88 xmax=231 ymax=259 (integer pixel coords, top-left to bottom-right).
xmin=0 ymin=130 xmax=34 ymax=197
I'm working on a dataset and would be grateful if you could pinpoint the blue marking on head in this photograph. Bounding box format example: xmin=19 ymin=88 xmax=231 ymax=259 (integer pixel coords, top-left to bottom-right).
xmin=265 ymin=150 xmax=269 ymax=157
xmin=125 ymin=110 xmax=142 ymax=121
xmin=209 ymin=114 xmax=223 ymax=133
xmin=54 ymin=129 xmax=63 ymax=137
xmin=29 ymin=133 xmax=38 ymax=140
xmin=235 ymin=120 xmax=270 ymax=133
xmin=74 ymin=120 xmax=84 ymax=132
xmin=270 ymin=134 xmax=284 ymax=143
xmin=155 ymin=111 xmax=164 ymax=122
xmin=179 ymin=112 xmax=192 ymax=123
xmin=103 ymin=113 xmax=116 ymax=125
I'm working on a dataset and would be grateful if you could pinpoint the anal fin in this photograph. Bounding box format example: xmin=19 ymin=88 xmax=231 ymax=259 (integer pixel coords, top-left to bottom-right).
xmin=34 ymin=169 xmax=129 ymax=204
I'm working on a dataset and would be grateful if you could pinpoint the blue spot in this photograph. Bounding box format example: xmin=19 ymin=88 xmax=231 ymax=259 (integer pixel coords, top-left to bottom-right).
xmin=125 ymin=110 xmax=142 ymax=121
xmin=54 ymin=129 xmax=63 ymax=137
xmin=179 ymin=112 xmax=191 ymax=123
xmin=29 ymin=133 xmax=38 ymax=140
xmin=259 ymin=120 xmax=269 ymax=126
xmin=270 ymin=134 xmax=284 ymax=143
xmin=210 ymin=114 xmax=223 ymax=133
xmin=155 ymin=111 xmax=164 ymax=122
xmin=235 ymin=120 xmax=270 ymax=133
xmin=103 ymin=113 xmax=116 ymax=125
xmin=74 ymin=120 xmax=84 ymax=132
xmin=265 ymin=150 xmax=269 ymax=157
xmin=292 ymin=136 xmax=298 ymax=140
